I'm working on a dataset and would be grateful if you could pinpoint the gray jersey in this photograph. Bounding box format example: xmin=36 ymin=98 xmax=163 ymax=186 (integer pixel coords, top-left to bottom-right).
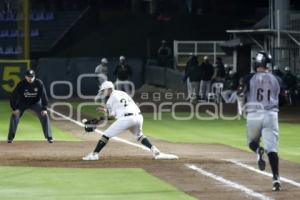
xmin=245 ymin=72 xmax=280 ymax=112
xmin=95 ymin=64 xmax=108 ymax=75
xmin=95 ymin=64 xmax=108 ymax=84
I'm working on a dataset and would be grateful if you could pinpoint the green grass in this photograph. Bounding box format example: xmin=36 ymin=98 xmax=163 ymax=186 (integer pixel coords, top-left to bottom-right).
xmin=142 ymin=112 xmax=300 ymax=163
xmin=0 ymin=101 xmax=78 ymax=141
xmin=70 ymin=101 xmax=300 ymax=164
xmin=0 ymin=166 xmax=195 ymax=200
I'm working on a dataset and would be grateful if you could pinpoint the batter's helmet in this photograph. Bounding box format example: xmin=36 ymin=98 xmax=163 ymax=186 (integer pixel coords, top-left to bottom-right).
xmin=253 ymin=51 xmax=272 ymax=71
xmin=100 ymin=81 xmax=114 ymax=91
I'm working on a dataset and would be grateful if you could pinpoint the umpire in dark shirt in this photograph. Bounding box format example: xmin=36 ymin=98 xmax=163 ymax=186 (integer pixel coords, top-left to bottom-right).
xmin=8 ymin=69 xmax=53 ymax=143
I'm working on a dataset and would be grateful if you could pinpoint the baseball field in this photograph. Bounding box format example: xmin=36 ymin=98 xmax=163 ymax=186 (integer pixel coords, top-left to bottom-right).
xmin=0 ymin=100 xmax=300 ymax=200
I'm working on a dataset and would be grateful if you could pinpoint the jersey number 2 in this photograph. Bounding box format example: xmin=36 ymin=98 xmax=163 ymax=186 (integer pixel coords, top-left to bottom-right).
xmin=120 ymin=99 xmax=128 ymax=107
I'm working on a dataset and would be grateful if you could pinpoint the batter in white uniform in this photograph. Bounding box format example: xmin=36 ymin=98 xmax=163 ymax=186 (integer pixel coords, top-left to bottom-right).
xmin=83 ymin=81 xmax=178 ymax=160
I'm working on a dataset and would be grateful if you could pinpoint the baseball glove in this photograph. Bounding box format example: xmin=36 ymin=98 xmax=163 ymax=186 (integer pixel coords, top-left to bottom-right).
xmin=82 ymin=116 xmax=106 ymax=132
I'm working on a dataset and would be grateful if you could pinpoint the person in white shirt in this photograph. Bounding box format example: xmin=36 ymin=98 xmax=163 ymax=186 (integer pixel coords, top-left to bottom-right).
xmin=95 ymin=58 xmax=109 ymax=85
xmin=82 ymin=81 xmax=178 ymax=160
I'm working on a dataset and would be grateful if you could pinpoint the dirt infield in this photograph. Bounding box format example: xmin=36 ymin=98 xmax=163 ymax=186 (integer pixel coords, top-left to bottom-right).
xmin=1 ymin=136 xmax=299 ymax=200
xmin=1 ymin=104 xmax=300 ymax=200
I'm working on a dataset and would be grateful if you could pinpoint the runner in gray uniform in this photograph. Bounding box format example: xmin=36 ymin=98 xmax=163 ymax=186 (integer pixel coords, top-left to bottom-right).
xmin=239 ymin=51 xmax=282 ymax=191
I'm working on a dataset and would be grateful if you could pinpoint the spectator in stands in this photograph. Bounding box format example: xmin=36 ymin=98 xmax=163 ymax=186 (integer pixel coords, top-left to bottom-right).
xmin=224 ymin=64 xmax=232 ymax=76
xmin=272 ymin=65 xmax=284 ymax=78
xmin=214 ymin=57 xmax=226 ymax=82
xmin=200 ymin=56 xmax=214 ymax=100
xmin=221 ymin=70 xmax=239 ymax=103
xmin=183 ymin=54 xmax=199 ymax=101
xmin=95 ymin=58 xmax=109 ymax=86
xmin=157 ymin=40 xmax=171 ymax=67
xmin=283 ymin=66 xmax=297 ymax=105
xmin=187 ymin=55 xmax=201 ymax=102
xmin=114 ymin=56 xmax=132 ymax=94
xmin=184 ymin=0 xmax=193 ymax=14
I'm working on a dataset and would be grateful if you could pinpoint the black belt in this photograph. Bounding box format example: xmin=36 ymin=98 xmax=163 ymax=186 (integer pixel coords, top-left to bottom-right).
xmin=124 ymin=112 xmax=141 ymax=117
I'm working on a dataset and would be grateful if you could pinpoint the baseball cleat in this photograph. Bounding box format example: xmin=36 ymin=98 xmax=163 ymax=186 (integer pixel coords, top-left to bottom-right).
xmin=46 ymin=137 xmax=53 ymax=143
xmin=257 ymin=147 xmax=266 ymax=171
xmin=7 ymin=140 xmax=13 ymax=143
xmin=82 ymin=152 xmax=99 ymax=161
xmin=272 ymin=180 xmax=281 ymax=191
xmin=154 ymin=152 xmax=179 ymax=160
xmin=151 ymin=146 xmax=160 ymax=157
xmin=47 ymin=139 xmax=53 ymax=143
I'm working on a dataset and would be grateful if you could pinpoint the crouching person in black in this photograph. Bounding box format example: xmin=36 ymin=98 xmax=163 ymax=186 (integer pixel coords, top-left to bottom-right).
xmin=8 ymin=69 xmax=53 ymax=143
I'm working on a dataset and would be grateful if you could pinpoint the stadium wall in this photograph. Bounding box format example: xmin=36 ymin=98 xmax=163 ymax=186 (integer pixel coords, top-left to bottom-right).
xmin=145 ymin=65 xmax=184 ymax=91
xmin=36 ymin=57 xmax=143 ymax=98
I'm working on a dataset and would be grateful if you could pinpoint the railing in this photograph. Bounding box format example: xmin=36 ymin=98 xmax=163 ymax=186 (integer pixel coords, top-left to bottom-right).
xmin=173 ymin=40 xmax=233 ymax=68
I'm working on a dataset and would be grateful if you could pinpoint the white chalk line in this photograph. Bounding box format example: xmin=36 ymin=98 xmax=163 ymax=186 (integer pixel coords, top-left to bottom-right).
xmin=49 ymin=108 xmax=293 ymax=199
xmin=186 ymin=164 xmax=274 ymax=200
xmin=225 ymin=159 xmax=300 ymax=188
xmin=48 ymin=108 xmax=150 ymax=152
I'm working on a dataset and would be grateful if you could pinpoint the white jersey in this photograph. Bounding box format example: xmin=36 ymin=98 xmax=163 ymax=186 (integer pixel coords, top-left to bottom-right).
xmin=106 ymin=90 xmax=140 ymax=119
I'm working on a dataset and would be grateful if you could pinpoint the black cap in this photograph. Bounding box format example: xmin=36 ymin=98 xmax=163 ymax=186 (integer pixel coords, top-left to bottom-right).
xmin=25 ymin=69 xmax=35 ymax=77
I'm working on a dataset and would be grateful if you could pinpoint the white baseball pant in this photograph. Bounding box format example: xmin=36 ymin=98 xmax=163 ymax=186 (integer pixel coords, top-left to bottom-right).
xmin=104 ymin=114 xmax=144 ymax=140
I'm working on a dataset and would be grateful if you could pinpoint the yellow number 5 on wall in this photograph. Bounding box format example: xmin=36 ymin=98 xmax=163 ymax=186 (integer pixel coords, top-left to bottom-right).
xmin=2 ymin=66 xmax=21 ymax=93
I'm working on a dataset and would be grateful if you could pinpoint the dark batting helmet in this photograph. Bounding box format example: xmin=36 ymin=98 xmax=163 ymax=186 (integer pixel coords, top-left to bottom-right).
xmin=253 ymin=51 xmax=272 ymax=71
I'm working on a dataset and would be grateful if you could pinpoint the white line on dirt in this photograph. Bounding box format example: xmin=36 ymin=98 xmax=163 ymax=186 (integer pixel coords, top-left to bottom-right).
xmin=186 ymin=164 xmax=274 ymax=200
xmin=48 ymin=109 xmax=300 ymax=200
xmin=51 ymin=108 xmax=278 ymax=199
xmin=48 ymin=108 xmax=150 ymax=152
xmin=225 ymin=159 xmax=300 ymax=188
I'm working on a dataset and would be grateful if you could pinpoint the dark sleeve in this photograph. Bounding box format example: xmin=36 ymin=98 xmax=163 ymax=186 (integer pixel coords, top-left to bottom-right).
xmin=275 ymin=76 xmax=286 ymax=90
xmin=292 ymin=75 xmax=297 ymax=86
xmin=184 ymin=62 xmax=190 ymax=75
xmin=10 ymin=81 xmax=22 ymax=110
xmin=158 ymin=47 xmax=162 ymax=54
xmin=184 ymin=64 xmax=188 ymax=75
xmin=167 ymin=47 xmax=171 ymax=56
xmin=183 ymin=63 xmax=190 ymax=81
xmin=233 ymin=74 xmax=239 ymax=88
xmin=209 ymin=65 xmax=214 ymax=77
xmin=275 ymin=76 xmax=286 ymax=107
xmin=114 ymin=65 xmax=119 ymax=75
xmin=220 ymin=65 xmax=226 ymax=77
xmin=237 ymin=73 xmax=254 ymax=94
xmin=38 ymin=80 xmax=48 ymax=110
xmin=127 ymin=65 xmax=132 ymax=76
